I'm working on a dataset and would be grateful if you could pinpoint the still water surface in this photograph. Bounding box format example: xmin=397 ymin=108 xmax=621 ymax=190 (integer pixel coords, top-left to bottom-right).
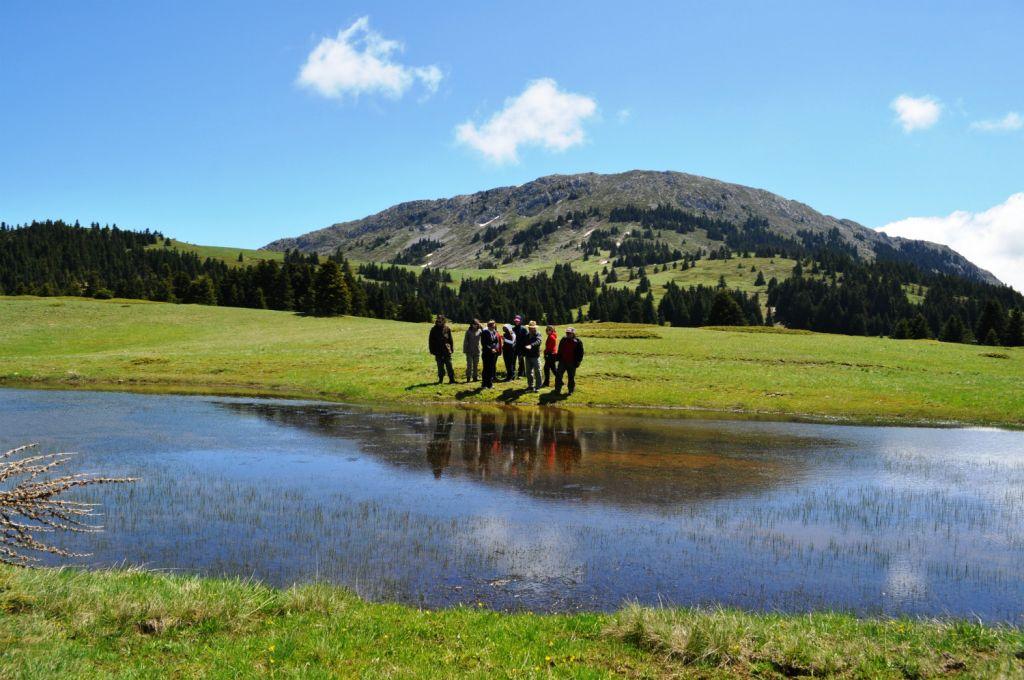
xmin=2 ymin=388 xmax=1023 ymax=622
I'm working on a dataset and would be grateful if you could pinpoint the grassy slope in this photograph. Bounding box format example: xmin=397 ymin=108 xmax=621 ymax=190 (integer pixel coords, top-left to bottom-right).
xmin=2 ymin=296 xmax=1023 ymax=426
xmin=148 ymin=239 xmax=285 ymax=266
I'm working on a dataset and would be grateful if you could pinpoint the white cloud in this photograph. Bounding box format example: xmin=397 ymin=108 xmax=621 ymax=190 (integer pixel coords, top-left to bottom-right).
xmin=616 ymin=108 xmax=632 ymax=124
xmin=878 ymin=194 xmax=1024 ymax=291
xmin=297 ymin=17 xmax=442 ymax=99
xmin=970 ymin=112 xmax=1023 ymax=133
xmin=455 ymin=79 xmax=597 ymax=163
xmin=890 ymin=94 xmax=942 ymax=133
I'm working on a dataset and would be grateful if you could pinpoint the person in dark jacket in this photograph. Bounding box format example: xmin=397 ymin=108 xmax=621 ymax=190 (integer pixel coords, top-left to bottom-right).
xmin=553 ymin=327 xmax=584 ymax=395
xmin=542 ymin=325 xmax=558 ymax=387
xmin=501 ymin=324 xmax=517 ymax=381
xmin=522 ymin=321 xmax=543 ymax=391
xmin=428 ymin=314 xmax=456 ymax=384
xmin=479 ymin=320 xmax=502 ymax=389
xmin=511 ymin=315 xmax=528 ymax=378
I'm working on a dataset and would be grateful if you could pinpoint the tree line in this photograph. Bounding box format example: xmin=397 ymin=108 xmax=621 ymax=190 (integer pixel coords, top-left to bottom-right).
xmin=0 ymin=220 xmax=593 ymax=324
xmin=766 ymin=254 xmax=1024 ymax=346
xmin=3 ymin=219 xmax=1022 ymax=346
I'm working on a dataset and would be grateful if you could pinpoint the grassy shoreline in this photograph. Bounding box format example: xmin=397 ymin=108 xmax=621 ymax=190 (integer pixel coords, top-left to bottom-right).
xmin=2 ymin=296 xmax=1023 ymax=428
xmin=1 ymin=566 xmax=1021 ymax=678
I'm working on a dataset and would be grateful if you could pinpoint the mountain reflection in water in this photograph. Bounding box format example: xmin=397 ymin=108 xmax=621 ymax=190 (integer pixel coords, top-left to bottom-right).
xmin=219 ymin=403 xmax=836 ymax=509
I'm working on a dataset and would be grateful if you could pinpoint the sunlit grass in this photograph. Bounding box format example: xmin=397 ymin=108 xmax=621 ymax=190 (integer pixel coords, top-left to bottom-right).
xmin=147 ymin=239 xmax=286 ymax=267
xmin=0 ymin=566 xmax=1020 ymax=678
xmin=1 ymin=296 xmax=1022 ymax=426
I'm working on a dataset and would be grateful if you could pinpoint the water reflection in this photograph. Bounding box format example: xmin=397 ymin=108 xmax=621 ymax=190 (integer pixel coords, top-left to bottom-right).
xmin=219 ymin=402 xmax=830 ymax=509
xmin=3 ymin=388 xmax=1024 ymax=622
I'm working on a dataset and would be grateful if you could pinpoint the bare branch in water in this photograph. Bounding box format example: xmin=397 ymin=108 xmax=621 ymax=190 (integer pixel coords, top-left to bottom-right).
xmin=0 ymin=443 xmax=136 ymax=566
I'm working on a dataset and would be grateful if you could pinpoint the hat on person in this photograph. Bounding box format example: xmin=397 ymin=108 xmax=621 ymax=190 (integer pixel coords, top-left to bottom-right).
xmin=513 ymin=315 xmax=522 ymax=323
xmin=528 ymin=320 xmax=537 ymax=329
xmin=566 ymin=327 xmax=576 ymax=334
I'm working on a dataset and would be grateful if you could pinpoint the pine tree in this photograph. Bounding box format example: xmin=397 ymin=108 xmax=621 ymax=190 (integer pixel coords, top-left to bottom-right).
xmin=976 ymin=299 xmax=1007 ymax=345
xmin=754 ymin=271 xmax=766 ymax=286
xmin=237 ymin=252 xmax=244 ymax=263
xmin=187 ymin=276 xmax=217 ymax=305
xmin=313 ymin=261 xmax=351 ymax=316
xmin=909 ymin=313 xmax=930 ymax=339
xmin=939 ymin=315 xmax=968 ymax=344
xmin=716 ymin=275 xmax=727 ymax=290
xmin=707 ymin=291 xmax=746 ymax=326
xmin=342 ymin=260 xmax=367 ymax=316
xmin=1004 ymin=309 xmax=1024 ymax=347
xmin=399 ymin=295 xmax=431 ymax=322
xmin=984 ymin=328 xmax=1002 ymax=346
xmin=891 ymin=320 xmax=911 ymax=339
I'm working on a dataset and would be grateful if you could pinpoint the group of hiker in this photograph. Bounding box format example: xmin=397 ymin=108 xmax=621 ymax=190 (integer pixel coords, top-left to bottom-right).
xmin=428 ymin=315 xmax=585 ymax=394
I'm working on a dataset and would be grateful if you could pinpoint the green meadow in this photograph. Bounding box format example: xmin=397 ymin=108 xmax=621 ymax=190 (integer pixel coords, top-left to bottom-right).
xmin=1 ymin=296 xmax=1022 ymax=426
xmin=0 ymin=566 xmax=1021 ymax=678
xmin=148 ymin=239 xmax=287 ymax=266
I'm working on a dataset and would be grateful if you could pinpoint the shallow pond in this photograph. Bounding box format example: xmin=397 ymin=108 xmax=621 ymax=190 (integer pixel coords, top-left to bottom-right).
xmin=2 ymin=388 xmax=1023 ymax=622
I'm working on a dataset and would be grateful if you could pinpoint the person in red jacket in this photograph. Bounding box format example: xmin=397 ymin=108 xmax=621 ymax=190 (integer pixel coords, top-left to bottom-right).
xmin=542 ymin=325 xmax=558 ymax=388
xmin=554 ymin=327 xmax=585 ymax=395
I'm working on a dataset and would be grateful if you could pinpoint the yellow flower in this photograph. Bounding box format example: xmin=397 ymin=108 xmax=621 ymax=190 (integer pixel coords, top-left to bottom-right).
xmin=268 ymin=645 xmax=275 ymax=652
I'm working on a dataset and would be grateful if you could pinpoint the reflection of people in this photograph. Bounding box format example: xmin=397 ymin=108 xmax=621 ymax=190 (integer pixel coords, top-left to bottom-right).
xmin=478 ymin=412 xmax=499 ymax=477
xmin=480 ymin=320 xmax=502 ymax=389
xmin=461 ymin=411 xmax=480 ymax=474
xmin=425 ymin=413 xmax=454 ymax=478
xmin=541 ymin=408 xmax=558 ymax=470
xmin=463 ymin=319 xmax=482 ymax=383
xmin=428 ymin=315 xmax=456 ymax=385
xmin=554 ymin=410 xmax=582 ymax=474
xmin=522 ymin=321 xmax=543 ymax=391
xmin=501 ymin=324 xmax=517 ymax=382
xmin=554 ymin=327 xmax=585 ymax=395
xmin=542 ymin=325 xmax=558 ymax=388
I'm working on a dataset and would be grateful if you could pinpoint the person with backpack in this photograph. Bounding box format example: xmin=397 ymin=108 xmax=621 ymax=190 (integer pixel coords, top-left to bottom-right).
xmin=542 ymin=325 xmax=558 ymax=387
xmin=479 ymin=320 xmax=502 ymax=389
xmin=522 ymin=321 xmax=543 ymax=391
xmin=463 ymin=319 xmax=482 ymax=382
xmin=428 ymin=314 xmax=456 ymax=384
xmin=554 ymin=327 xmax=585 ymax=395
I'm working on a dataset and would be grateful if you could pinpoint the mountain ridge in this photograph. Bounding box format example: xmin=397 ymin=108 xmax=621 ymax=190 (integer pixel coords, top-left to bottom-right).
xmin=264 ymin=170 xmax=999 ymax=285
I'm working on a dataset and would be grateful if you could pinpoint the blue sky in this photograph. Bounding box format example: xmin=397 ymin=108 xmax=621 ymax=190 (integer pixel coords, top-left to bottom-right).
xmin=1 ymin=1 xmax=1022 ymax=279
